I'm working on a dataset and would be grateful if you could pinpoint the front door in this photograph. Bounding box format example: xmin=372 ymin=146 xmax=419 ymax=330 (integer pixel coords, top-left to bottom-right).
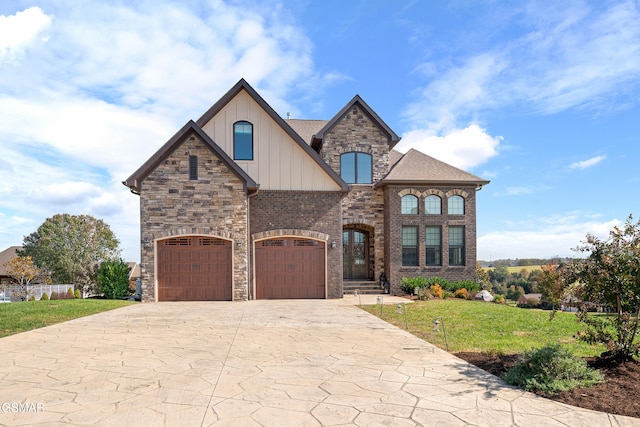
xmin=343 ymin=229 xmax=368 ymax=280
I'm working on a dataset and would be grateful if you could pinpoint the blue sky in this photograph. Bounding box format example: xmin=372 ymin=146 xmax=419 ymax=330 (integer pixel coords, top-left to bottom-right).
xmin=1 ymin=0 xmax=639 ymax=262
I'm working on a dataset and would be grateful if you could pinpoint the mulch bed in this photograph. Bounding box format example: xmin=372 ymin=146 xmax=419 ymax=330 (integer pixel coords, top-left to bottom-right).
xmin=455 ymin=352 xmax=640 ymax=419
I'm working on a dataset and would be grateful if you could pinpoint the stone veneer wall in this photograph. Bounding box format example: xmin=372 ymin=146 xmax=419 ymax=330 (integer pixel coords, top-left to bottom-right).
xmin=384 ymin=185 xmax=479 ymax=294
xmin=319 ymin=104 xmax=390 ymax=281
xmin=249 ymin=190 xmax=344 ymax=298
xmin=138 ymin=133 xmax=249 ymax=301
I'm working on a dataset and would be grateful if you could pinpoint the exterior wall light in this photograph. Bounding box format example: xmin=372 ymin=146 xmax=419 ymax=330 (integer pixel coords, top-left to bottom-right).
xmin=330 ymin=241 xmax=337 ymax=249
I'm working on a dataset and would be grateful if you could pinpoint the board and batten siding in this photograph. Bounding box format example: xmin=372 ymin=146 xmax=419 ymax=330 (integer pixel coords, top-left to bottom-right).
xmin=200 ymin=90 xmax=339 ymax=191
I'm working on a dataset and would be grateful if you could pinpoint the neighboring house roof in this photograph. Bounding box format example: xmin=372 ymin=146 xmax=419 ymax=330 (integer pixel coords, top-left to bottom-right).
xmin=123 ymin=120 xmax=259 ymax=194
xmin=0 ymin=246 xmax=22 ymax=276
xmin=196 ymin=79 xmax=348 ymax=191
xmin=376 ymin=148 xmax=490 ymax=188
xmin=285 ymin=119 xmax=328 ymax=145
xmin=127 ymin=262 xmax=141 ymax=280
xmin=311 ymin=95 xmax=401 ymax=151
xmin=519 ymin=293 xmax=543 ymax=303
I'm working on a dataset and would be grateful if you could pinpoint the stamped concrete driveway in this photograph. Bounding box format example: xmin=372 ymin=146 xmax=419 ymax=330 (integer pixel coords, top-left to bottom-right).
xmin=0 ymin=299 xmax=638 ymax=426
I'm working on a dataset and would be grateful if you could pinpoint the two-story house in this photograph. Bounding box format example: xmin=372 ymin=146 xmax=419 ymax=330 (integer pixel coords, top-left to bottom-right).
xmin=124 ymin=79 xmax=489 ymax=301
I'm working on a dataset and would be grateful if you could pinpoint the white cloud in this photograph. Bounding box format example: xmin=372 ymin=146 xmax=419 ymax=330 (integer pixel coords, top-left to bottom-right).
xmin=397 ymin=124 xmax=501 ymax=170
xmin=478 ymin=213 xmax=620 ymax=260
xmin=0 ymin=1 xmax=330 ymax=261
xmin=400 ymin=2 xmax=640 ymax=170
xmin=0 ymin=7 xmax=52 ymax=62
xmin=569 ymin=155 xmax=606 ymax=170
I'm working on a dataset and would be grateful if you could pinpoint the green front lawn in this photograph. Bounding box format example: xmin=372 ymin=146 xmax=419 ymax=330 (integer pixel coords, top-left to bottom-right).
xmin=363 ymin=299 xmax=605 ymax=357
xmin=0 ymin=299 xmax=135 ymax=338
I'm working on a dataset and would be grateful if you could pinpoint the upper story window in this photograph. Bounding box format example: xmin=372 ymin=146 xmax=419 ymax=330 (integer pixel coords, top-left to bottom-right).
xmin=233 ymin=121 xmax=253 ymax=160
xmin=340 ymin=152 xmax=372 ymax=184
xmin=425 ymin=195 xmax=441 ymax=215
xmin=401 ymin=195 xmax=418 ymax=214
xmin=189 ymin=155 xmax=198 ymax=180
xmin=448 ymin=195 xmax=464 ymax=215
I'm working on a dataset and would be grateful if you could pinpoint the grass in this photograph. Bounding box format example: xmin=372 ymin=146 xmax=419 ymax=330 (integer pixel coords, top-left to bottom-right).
xmin=0 ymin=299 xmax=135 ymax=338
xmin=362 ymin=299 xmax=605 ymax=357
xmin=485 ymin=265 xmax=542 ymax=274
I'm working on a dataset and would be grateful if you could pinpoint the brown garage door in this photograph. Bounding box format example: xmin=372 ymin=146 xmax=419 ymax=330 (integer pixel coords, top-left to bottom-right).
xmin=255 ymin=238 xmax=325 ymax=299
xmin=157 ymin=236 xmax=232 ymax=301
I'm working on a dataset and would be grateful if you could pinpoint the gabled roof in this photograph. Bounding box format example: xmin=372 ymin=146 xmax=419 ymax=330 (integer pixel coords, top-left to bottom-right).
xmin=0 ymin=246 xmax=22 ymax=276
xmin=311 ymin=95 xmax=401 ymax=151
xmin=123 ymin=120 xmax=259 ymax=194
xmin=376 ymin=148 xmax=490 ymax=188
xmin=286 ymin=119 xmax=328 ymax=145
xmin=196 ymin=79 xmax=348 ymax=191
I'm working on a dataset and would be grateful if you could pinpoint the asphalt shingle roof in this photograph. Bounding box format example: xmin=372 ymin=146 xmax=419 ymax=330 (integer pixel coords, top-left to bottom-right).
xmin=380 ymin=148 xmax=490 ymax=186
xmin=285 ymin=119 xmax=328 ymax=145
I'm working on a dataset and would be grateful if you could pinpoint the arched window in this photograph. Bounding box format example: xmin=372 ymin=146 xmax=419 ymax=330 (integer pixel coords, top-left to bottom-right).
xmin=448 ymin=195 xmax=464 ymax=215
xmin=425 ymin=195 xmax=441 ymax=215
xmin=340 ymin=152 xmax=372 ymax=184
xmin=233 ymin=121 xmax=253 ymax=160
xmin=401 ymin=195 xmax=418 ymax=214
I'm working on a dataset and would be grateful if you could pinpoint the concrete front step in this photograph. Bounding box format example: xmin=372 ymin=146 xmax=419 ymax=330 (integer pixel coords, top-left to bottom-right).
xmin=343 ymin=281 xmax=384 ymax=295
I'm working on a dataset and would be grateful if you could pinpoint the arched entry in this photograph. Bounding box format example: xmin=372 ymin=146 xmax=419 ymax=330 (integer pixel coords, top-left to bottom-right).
xmin=343 ymin=228 xmax=369 ymax=280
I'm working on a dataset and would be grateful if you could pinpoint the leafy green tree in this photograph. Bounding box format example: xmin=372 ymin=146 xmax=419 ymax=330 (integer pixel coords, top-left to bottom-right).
xmin=21 ymin=214 xmax=120 ymax=295
xmin=489 ymin=265 xmax=509 ymax=284
xmin=97 ymin=259 xmax=131 ymax=299
xmin=568 ymin=215 xmax=640 ymax=358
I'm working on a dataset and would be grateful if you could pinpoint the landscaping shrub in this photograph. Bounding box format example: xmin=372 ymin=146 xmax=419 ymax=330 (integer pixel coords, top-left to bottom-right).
xmin=28 ymin=296 xmax=35 ymax=301
xmin=400 ymin=277 xmax=427 ymax=295
xmin=429 ymin=284 xmax=443 ymax=299
xmin=67 ymin=288 xmax=74 ymax=297
xmin=452 ymin=279 xmax=480 ymax=292
xmin=97 ymin=259 xmax=132 ymax=299
xmin=415 ymin=287 xmax=430 ymax=301
xmin=74 ymin=289 xmax=81 ymax=299
xmin=454 ymin=288 xmax=468 ymax=299
xmin=426 ymin=276 xmax=451 ymax=291
xmin=50 ymin=291 xmax=57 ymax=300
xmin=501 ymin=344 xmax=603 ymax=395
xmin=55 ymin=292 xmax=74 ymax=300
xmin=40 ymin=293 xmax=49 ymax=301
xmin=493 ymin=294 xmax=505 ymax=304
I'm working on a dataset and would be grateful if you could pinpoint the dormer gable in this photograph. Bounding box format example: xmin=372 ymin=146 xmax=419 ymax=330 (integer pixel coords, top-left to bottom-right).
xmin=311 ymin=95 xmax=400 ymax=152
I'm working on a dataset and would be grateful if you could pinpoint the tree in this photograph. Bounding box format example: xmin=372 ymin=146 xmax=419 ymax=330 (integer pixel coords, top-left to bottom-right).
xmin=568 ymin=215 xmax=640 ymax=358
xmin=97 ymin=259 xmax=131 ymax=299
xmin=489 ymin=265 xmax=510 ymax=285
xmin=20 ymin=214 xmax=121 ymax=295
xmin=539 ymin=262 xmax=565 ymax=312
xmin=476 ymin=263 xmax=490 ymax=289
xmin=1 ymin=256 xmax=49 ymax=301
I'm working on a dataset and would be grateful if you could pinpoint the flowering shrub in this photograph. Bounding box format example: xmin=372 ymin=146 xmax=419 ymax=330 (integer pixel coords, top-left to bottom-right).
xmin=429 ymin=284 xmax=443 ymax=299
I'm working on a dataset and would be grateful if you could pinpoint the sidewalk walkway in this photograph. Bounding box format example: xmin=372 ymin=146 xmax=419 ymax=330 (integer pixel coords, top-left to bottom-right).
xmin=0 ymin=300 xmax=637 ymax=426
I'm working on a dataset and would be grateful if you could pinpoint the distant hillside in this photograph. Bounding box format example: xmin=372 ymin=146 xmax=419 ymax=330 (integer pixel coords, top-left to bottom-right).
xmin=478 ymin=257 xmax=572 ymax=268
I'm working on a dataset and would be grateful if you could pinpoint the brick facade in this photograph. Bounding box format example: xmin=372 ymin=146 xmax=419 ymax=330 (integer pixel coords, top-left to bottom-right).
xmin=249 ymin=190 xmax=344 ymax=298
xmin=138 ymin=133 xmax=250 ymax=301
xmin=128 ymin=80 xmax=487 ymax=302
xmin=320 ymin=105 xmax=390 ymax=282
xmin=384 ymin=185 xmax=479 ymax=294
